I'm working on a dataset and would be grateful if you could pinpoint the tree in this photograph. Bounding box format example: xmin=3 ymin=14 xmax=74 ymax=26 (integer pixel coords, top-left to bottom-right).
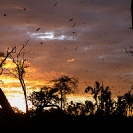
xmin=85 ymin=81 xmax=102 ymax=109
xmin=115 ymin=85 xmax=133 ymax=116
xmin=28 ymin=86 xmax=60 ymax=115
xmin=124 ymin=91 xmax=133 ymax=116
xmin=4 ymin=40 xmax=30 ymax=114
xmin=51 ymin=75 xmax=78 ymax=110
xmin=85 ymin=81 xmax=113 ymax=115
xmin=98 ymin=86 xmax=112 ymax=115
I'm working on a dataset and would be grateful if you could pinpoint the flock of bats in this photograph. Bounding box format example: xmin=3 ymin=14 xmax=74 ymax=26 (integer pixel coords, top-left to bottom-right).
xmin=36 ymin=0 xmax=133 ymax=30
xmin=3 ymin=1 xmax=133 ymax=29
xmin=1 ymin=1 xmax=133 ymax=96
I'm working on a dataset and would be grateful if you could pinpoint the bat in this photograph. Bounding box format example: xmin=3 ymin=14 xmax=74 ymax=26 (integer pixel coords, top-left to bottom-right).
xmin=72 ymin=23 xmax=76 ymax=28
xmin=36 ymin=28 xmax=40 ymax=31
xmin=69 ymin=18 xmax=73 ymax=21
xmin=53 ymin=2 xmax=58 ymax=7
xmin=73 ymin=32 xmax=76 ymax=33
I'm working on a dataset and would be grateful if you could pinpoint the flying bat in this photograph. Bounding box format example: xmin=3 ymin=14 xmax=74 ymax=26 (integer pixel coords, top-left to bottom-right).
xmin=53 ymin=2 xmax=58 ymax=7
xmin=73 ymin=32 xmax=76 ymax=35
xmin=72 ymin=23 xmax=76 ymax=28
xmin=36 ymin=28 xmax=40 ymax=31
xmin=69 ymin=18 xmax=73 ymax=21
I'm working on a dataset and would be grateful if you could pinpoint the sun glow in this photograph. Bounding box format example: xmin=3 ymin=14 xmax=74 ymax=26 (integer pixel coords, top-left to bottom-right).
xmin=7 ymin=95 xmax=91 ymax=113
xmin=2 ymin=58 xmax=16 ymax=69
xmin=0 ymin=57 xmax=91 ymax=112
xmin=7 ymin=97 xmax=32 ymax=113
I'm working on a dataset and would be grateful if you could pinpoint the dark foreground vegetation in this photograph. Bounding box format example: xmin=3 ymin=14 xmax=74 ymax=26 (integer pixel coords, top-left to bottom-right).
xmin=0 ymin=76 xmax=133 ymax=132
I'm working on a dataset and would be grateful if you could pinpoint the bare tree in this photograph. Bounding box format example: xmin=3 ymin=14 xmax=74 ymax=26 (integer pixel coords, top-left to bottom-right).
xmin=4 ymin=40 xmax=30 ymax=114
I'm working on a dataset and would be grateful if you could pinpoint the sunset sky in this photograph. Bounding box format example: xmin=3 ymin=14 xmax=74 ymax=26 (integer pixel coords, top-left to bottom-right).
xmin=0 ymin=0 xmax=133 ymax=110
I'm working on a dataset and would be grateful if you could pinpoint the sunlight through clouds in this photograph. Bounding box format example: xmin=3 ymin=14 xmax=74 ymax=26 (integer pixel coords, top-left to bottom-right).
xmin=29 ymin=31 xmax=75 ymax=40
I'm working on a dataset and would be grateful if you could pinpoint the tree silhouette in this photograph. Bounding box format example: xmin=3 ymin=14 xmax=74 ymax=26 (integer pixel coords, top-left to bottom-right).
xmin=4 ymin=40 xmax=30 ymax=114
xmin=65 ymin=99 xmax=95 ymax=116
xmin=84 ymin=100 xmax=95 ymax=116
xmin=124 ymin=91 xmax=133 ymax=116
xmin=66 ymin=101 xmax=82 ymax=116
xmin=85 ymin=81 xmax=102 ymax=111
xmin=51 ymin=75 xmax=78 ymax=110
xmin=85 ymin=81 xmax=114 ymax=116
xmin=28 ymin=86 xmax=60 ymax=116
xmin=115 ymin=85 xmax=133 ymax=116
xmin=99 ymin=86 xmax=113 ymax=115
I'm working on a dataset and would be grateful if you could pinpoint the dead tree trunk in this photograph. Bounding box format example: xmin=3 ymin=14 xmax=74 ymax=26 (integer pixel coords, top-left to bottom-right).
xmin=0 ymin=88 xmax=15 ymax=117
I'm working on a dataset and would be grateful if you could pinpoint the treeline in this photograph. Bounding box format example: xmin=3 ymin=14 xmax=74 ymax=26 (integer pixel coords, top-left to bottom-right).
xmin=25 ymin=75 xmax=133 ymax=117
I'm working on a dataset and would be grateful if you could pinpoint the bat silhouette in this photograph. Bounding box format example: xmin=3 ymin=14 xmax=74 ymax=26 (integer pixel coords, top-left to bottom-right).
xmin=36 ymin=28 xmax=40 ymax=31
xmin=73 ymin=32 xmax=76 ymax=34
xmin=53 ymin=2 xmax=58 ymax=7
xmin=72 ymin=23 xmax=76 ymax=28
xmin=69 ymin=18 xmax=73 ymax=21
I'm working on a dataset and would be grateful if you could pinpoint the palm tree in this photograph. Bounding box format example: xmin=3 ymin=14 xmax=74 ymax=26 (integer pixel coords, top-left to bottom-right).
xmin=85 ymin=81 xmax=113 ymax=115
xmin=85 ymin=81 xmax=102 ymax=110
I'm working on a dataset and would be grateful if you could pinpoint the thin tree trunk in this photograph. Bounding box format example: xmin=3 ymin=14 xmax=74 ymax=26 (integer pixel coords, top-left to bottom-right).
xmin=19 ymin=78 xmax=28 ymax=114
xmin=60 ymin=90 xmax=63 ymax=110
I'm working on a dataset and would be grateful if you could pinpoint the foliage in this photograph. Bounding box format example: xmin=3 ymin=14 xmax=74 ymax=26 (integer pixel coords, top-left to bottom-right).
xmin=51 ymin=75 xmax=78 ymax=110
xmin=28 ymin=86 xmax=60 ymax=115
xmin=12 ymin=106 xmax=24 ymax=114
xmin=28 ymin=80 xmax=133 ymax=117
xmin=66 ymin=100 xmax=94 ymax=116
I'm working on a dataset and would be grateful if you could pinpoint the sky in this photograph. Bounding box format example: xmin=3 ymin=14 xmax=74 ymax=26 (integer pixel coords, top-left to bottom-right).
xmin=0 ymin=0 xmax=133 ymax=104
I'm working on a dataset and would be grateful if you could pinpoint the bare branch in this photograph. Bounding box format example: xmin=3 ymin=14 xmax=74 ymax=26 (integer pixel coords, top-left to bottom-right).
xmin=0 ymin=46 xmax=16 ymax=75
xmin=0 ymin=68 xmax=3 ymax=75
xmin=17 ymin=40 xmax=29 ymax=59
xmin=4 ymin=68 xmax=19 ymax=79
